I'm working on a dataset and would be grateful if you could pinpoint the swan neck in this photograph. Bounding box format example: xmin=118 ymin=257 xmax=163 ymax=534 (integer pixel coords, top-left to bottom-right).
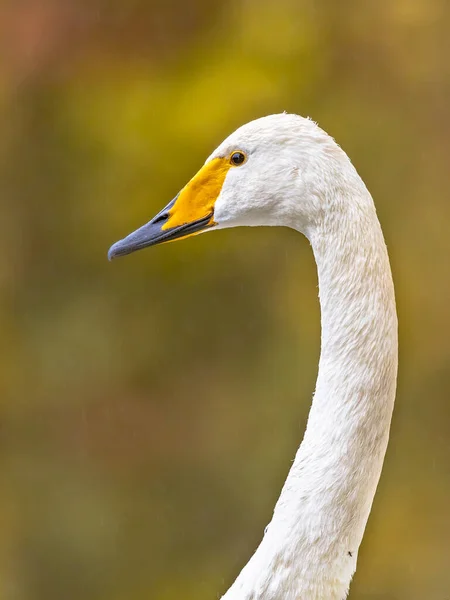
xmin=224 ymin=184 xmax=398 ymax=600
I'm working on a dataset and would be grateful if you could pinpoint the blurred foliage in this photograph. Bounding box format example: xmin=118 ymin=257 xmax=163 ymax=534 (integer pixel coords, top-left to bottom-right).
xmin=0 ymin=0 xmax=449 ymax=599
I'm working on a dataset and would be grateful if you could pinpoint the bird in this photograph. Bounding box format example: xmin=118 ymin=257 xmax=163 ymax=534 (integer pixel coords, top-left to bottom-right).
xmin=108 ymin=113 xmax=398 ymax=600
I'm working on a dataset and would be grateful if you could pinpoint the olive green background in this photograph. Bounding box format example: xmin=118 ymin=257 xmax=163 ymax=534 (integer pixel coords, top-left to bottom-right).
xmin=1 ymin=1 xmax=449 ymax=599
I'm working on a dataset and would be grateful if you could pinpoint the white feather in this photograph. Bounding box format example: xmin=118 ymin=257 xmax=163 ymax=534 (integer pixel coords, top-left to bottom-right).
xmin=207 ymin=114 xmax=398 ymax=600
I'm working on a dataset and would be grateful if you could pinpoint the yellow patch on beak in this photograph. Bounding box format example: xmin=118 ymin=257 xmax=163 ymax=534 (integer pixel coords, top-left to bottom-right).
xmin=162 ymin=157 xmax=232 ymax=230
xmin=107 ymin=156 xmax=234 ymax=260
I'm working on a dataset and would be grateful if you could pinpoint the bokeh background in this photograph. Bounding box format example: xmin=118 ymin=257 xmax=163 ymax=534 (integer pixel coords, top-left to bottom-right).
xmin=1 ymin=1 xmax=449 ymax=599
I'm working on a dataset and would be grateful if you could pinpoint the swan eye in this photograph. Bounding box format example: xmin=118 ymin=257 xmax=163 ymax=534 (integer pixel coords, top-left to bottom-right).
xmin=230 ymin=151 xmax=246 ymax=166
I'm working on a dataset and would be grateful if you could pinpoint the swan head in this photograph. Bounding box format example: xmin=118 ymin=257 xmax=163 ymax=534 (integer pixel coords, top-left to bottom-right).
xmin=108 ymin=113 xmax=345 ymax=259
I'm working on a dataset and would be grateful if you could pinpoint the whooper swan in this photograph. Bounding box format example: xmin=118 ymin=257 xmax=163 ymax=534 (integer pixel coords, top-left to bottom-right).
xmin=108 ymin=114 xmax=398 ymax=600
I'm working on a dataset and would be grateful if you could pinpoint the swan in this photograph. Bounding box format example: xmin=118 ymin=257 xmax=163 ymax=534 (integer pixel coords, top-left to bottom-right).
xmin=108 ymin=113 xmax=398 ymax=600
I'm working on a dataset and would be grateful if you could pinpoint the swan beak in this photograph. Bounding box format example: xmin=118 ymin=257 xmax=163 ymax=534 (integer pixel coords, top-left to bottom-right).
xmin=108 ymin=156 xmax=232 ymax=260
xmin=108 ymin=196 xmax=214 ymax=260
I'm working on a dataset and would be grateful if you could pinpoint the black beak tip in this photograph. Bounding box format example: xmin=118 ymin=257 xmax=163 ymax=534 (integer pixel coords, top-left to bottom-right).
xmin=107 ymin=202 xmax=213 ymax=262
xmin=108 ymin=240 xmax=125 ymax=261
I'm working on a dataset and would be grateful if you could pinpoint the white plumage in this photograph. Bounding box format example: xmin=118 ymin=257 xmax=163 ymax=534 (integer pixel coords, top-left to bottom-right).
xmin=109 ymin=114 xmax=398 ymax=600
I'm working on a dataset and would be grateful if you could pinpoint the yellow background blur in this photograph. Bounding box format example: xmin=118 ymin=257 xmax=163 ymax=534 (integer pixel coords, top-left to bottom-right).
xmin=1 ymin=1 xmax=449 ymax=599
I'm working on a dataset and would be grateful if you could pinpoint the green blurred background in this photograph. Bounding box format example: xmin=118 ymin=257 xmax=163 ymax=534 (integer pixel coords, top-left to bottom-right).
xmin=1 ymin=1 xmax=449 ymax=599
